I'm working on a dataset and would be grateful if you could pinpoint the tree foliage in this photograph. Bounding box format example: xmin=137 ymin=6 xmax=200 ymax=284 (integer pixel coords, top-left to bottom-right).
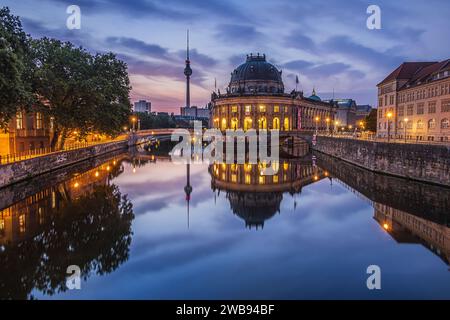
xmin=0 ymin=7 xmax=33 ymax=128
xmin=32 ymin=38 xmax=132 ymax=149
xmin=364 ymin=108 xmax=377 ymax=132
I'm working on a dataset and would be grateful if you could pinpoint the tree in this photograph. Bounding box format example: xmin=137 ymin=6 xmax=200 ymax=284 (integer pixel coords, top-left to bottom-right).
xmin=31 ymin=38 xmax=132 ymax=149
xmin=0 ymin=7 xmax=33 ymax=129
xmin=364 ymin=108 xmax=377 ymax=132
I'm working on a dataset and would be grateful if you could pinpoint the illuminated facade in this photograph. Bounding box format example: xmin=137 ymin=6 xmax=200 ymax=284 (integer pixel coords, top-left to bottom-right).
xmin=0 ymin=111 xmax=51 ymax=156
xmin=210 ymin=54 xmax=336 ymax=132
xmin=377 ymin=59 xmax=450 ymax=142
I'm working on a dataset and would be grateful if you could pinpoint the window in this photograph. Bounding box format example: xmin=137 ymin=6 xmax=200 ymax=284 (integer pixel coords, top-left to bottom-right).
xmin=442 ymin=100 xmax=450 ymax=112
xmin=284 ymin=106 xmax=288 ymax=112
xmin=273 ymin=105 xmax=279 ymax=112
xmin=416 ymin=103 xmax=424 ymax=115
xmin=417 ymin=120 xmax=424 ymax=129
xmin=428 ymin=119 xmax=436 ymax=129
xmin=231 ymin=106 xmax=238 ymax=113
xmin=398 ymin=121 xmax=404 ymax=129
xmin=398 ymin=106 xmax=404 ymax=116
xmin=407 ymin=105 xmax=414 ymax=116
xmin=441 ymin=118 xmax=449 ymax=129
xmin=259 ymin=105 xmax=266 ymax=112
xmin=36 ymin=112 xmax=43 ymax=129
xmin=389 ymin=95 xmax=394 ymax=104
xmin=407 ymin=121 xmax=413 ymax=129
xmin=428 ymin=102 xmax=436 ymax=113
xmin=245 ymin=105 xmax=251 ymax=113
xmin=379 ymin=98 xmax=383 ymax=107
xmin=19 ymin=214 xmax=26 ymax=233
xmin=16 ymin=112 xmax=24 ymax=129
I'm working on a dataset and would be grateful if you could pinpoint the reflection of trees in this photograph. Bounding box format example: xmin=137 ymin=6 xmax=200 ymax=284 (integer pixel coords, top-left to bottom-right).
xmin=0 ymin=184 xmax=134 ymax=300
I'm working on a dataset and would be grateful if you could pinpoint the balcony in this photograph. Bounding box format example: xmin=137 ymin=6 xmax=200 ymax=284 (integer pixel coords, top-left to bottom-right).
xmin=13 ymin=129 xmax=50 ymax=137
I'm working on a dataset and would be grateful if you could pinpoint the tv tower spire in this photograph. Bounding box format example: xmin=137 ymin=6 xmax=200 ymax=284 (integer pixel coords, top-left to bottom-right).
xmin=184 ymin=29 xmax=192 ymax=108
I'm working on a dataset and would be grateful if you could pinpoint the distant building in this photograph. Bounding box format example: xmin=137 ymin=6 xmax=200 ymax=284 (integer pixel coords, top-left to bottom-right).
xmin=324 ymin=98 xmax=357 ymax=127
xmin=133 ymin=100 xmax=151 ymax=114
xmin=355 ymin=104 xmax=373 ymax=123
xmin=180 ymin=105 xmax=210 ymax=120
xmin=377 ymin=59 xmax=450 ymax=142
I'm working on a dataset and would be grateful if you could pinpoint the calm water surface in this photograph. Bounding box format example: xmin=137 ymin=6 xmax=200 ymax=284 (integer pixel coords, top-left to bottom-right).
xmin=0 ymin=147 xmax=449 ymax=299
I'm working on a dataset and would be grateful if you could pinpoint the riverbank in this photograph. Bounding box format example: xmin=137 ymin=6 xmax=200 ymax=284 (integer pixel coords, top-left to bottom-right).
xmin=313 ymin=136 xmax=450 ymax=187
xmin=0 ymin=139 xmax=129 ymax=188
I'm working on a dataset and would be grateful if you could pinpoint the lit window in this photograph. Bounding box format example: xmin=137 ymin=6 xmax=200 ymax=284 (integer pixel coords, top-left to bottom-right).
xmin=19 ymin=214 xmax=26 ymax=233
xmin=36 ymin=112 xmax=43 ymax=129
xmin=245 ymin=174 xmax=251 ymax=184
xmin=245 ymin=105 xmax=251 ymax=113
xmin=259 ymin=176 xmax=265 ymax=184
xmin=441 ymin=118 xmax=449 ymax=129
xmin=273 ymin=175 xmax=279 ymax=183
xmin=16 ymin=112 xmax=24 ymax=129
xmin=231 ymin=106 xmax=238 ymax=113
xmin=259 ymin=105 xmax=266 ymax=112
xmin=273 ymin=105 xmax=279 ymax=112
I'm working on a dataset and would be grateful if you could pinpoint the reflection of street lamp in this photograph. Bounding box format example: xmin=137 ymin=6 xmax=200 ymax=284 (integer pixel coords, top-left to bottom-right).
xmin=315 ymin=116 xmax=320 ymax=135
xmin=403 ymin=118 xmax=408 ymax=143
xmin=387 ymin=112 xmax=393 ymax=142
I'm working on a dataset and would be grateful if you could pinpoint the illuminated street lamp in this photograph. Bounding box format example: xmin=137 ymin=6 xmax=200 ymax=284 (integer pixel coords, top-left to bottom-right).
xmin=403 ymin=118 xmax=408 ymax=143
xmin=387 ymin=112 xmax=393 ymax=142
xmin=333 ymin=120 xmax=339 ymax=136
xmin=131 ymin=117 xmax=137 ymax=132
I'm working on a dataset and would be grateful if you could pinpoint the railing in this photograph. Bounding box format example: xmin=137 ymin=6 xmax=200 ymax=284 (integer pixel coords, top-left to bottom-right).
xmin=0 ymin=137 xmax=127 ymax=166
xmin=316 ymin=132 xmax=450 ymax=145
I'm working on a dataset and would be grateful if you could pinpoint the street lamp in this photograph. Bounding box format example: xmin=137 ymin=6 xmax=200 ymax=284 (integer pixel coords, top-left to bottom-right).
xmin=403 ymin=118 xmax=408 ymax=143
xmin=387 ymin=112 xmax=393 ymax=142
xmin=131 ymin=117 xmax=137 ymax=132
xmin=315 ymin=116 xmax=320 ymax=135
xmin=333 ymin=120 xmax=339 ymax=136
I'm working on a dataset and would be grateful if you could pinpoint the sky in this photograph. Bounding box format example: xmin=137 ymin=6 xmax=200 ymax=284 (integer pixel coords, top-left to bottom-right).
xmin=2 ymin=0 xmax=449 ymax=113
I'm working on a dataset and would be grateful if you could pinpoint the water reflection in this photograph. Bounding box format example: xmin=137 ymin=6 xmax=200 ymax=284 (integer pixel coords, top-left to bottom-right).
xmin=209 ymin=159 xmax=327 ymax=229
xmin=0 ymin=144 xmax=449 ymax=299
xmin=0 ymin=157 xmax=134 ymax=299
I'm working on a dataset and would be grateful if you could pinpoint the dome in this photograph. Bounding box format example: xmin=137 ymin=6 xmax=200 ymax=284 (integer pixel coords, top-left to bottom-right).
xmin=308 ymin=88 xmax=321 ymax=101
xmin=228 ymin=54 xmax=284 ymax=94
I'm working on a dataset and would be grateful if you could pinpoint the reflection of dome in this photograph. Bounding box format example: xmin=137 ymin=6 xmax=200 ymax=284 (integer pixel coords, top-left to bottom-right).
xmin=227 ymin=192 xmax=282 ymax=229
xmin=308 ymin=88 xmax=321 ymax=101
xmin=228 ymin=54 xmax=284 ymax=94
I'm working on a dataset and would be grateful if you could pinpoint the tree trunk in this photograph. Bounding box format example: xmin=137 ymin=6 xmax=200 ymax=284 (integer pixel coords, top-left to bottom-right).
xmin=50 ymin=129 xmax=60 ymax=151
xmin=58 ymin=128 xmax=68 ymax=150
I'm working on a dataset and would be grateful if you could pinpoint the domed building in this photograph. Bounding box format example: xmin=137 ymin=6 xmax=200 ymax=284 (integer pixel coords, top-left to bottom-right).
xmin=211 ymin=54 xmax=336 ymax=132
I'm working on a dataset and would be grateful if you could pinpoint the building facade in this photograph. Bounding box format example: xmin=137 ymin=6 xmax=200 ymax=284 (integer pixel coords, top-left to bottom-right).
xmin=377 ymin=59 xmax=450 ymax=142
xmin=180 ymin=105 xmax=210 ymax=120
xmin=133 ymin=100 xmax=151 ymax=114
xmin=210 ymin=54 xmax=336 ymax=132
xmin=0 ymin=111 xmax=51 ymax=156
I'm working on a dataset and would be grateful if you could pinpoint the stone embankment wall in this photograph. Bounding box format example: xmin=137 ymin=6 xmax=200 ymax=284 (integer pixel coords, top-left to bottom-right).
xmin=313 ymin=136 xmax=450 ymax=186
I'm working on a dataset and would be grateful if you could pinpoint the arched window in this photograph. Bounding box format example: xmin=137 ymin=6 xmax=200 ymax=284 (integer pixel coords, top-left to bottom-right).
xmin=428 ymin=119 xmax=436 ymax=129
xmin=283 ymin=117 xmax=289 ymax=131
xmin=231 ymin=118 xmax=238 ymax=130
xmin=441 ymin=118 xmax=449 ymax=129
xmin=417 ymin=120 xmax=424 ymax=129
xmin=258 ymin=117 xmax=267 ymax=130
xmin=273 ymin=117 xmax=280 ymax=130
xmin=244 ymin=117 xmax=252 ymax=131
xmin=221 ymin=118 xmax=227 ymax=131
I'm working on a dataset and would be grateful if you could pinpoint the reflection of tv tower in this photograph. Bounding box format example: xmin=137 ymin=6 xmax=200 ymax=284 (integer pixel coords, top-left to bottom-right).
xmin=183 ymin=29 xmax=193 ymax=228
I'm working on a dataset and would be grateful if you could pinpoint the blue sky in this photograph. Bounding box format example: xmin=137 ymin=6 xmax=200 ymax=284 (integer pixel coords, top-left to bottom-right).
xmin=3 ymin=0 xmax=449 ymax=113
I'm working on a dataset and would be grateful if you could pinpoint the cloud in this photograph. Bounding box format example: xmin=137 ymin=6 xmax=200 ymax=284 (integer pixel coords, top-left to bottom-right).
xmin=284 ymin=32 xmax=316 ymax=52
xmin=106 ymin=37 xmax=171 ymax=60
xmin=216 ymin=24 xmax=264 ymax=43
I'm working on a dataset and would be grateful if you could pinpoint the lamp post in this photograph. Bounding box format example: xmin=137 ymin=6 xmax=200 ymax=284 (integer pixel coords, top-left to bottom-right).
xmin=315 ymin=116 xmax=320 ymax=135
xmin=333 ymin=120 xmax=339 ymax=136
xmin=387 ymin=112 xmax=393 ymax=142
xmin=131 ymin=117 xmax=137 ymax=132
xmin=403 ymin=118 xmax=408 ymax=143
